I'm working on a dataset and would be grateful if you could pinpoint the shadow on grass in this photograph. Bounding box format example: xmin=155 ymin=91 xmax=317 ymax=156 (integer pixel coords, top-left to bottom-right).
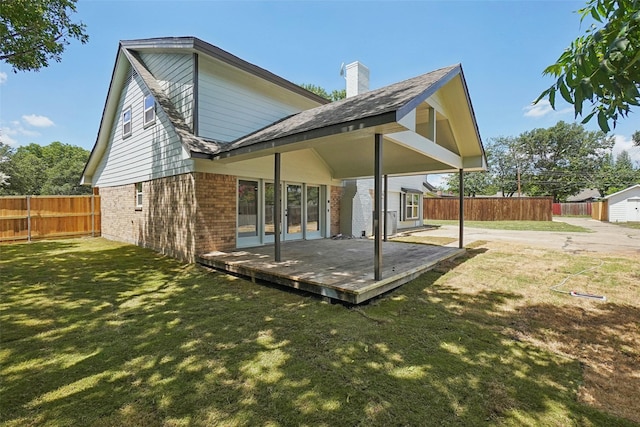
xmin=0 ymin=239 xmax=634 ymax=426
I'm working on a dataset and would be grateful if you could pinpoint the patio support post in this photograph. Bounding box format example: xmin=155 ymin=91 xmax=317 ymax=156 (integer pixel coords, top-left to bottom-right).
xmin=383 ymin=174 xmax=388 ymax=242
xmin=374 ymin=133 xmax=383 ymax=281
xmin=458 ymin=168 xmax=464 ymax=249
xmin=274 ymin=153 xmax=281 ymax=262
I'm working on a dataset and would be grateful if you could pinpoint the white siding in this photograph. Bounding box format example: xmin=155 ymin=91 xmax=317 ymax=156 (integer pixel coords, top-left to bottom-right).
xmin=197 ymin=56 xmax=320 ymax=142
xmin=139 ymin=52 xmax=194 ymax=130
xmin=94 ymin=69 xmax=194 ymax=187
xmin=608 ymin=186 xmax=640 ymax=222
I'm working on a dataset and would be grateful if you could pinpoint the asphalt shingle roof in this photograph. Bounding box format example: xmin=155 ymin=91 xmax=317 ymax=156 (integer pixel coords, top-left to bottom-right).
xmin=222 ymin=64 xmax=460 ymax=155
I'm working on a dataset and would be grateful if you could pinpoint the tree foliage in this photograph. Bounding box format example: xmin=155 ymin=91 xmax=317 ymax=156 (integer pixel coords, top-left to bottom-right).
xmin=299 ymin=83 xmax=346 ymax=102
xmin=0 ymin=141 xmax=91 ymax=195
xmin=535 ymin=0 xmax=640 ymax=132
xmin=0 ymin=0 xmax=88 ymax=72
xmin=441 ymin=122 xmax=624 ymax=201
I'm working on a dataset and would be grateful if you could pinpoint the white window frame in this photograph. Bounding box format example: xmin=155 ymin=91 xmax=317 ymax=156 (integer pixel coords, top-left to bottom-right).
xmin=135 ymin=182 xmax=143 ymax=209
xmin=122 ymin=106 xmax=132 ymax=138
xmin=143 ymin=94 xmax=155 ymax=127
xmin=404 ymin=192 xmax=420 ymax=220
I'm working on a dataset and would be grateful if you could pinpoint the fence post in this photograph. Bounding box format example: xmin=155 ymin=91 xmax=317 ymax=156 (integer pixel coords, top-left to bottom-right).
xmin=26 ymin=195 xmax=31 ymax=242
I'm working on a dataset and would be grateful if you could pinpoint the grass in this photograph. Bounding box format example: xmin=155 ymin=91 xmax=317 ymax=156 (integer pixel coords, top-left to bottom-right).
xmin=424 ymin=219 xmax=591 ymax=232
xmin=1 ymin=238 xmax=639 ymax=426
xmin=613 ymin=222 xmax=640 ymax=230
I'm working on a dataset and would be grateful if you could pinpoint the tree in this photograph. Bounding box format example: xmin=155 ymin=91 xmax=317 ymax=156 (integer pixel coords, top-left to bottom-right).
xmin=0 ymin=0 xmax=88 ymax=72
xmin=517 ymin=121 xmax=614 ymax=201
xmin=299 ymin=83 xmax=346 ymax=102
xmin=0 ymin=141 xmax=91 ymax=195
xmin=535 ymin=0 xmax=640 ymax=132
xmin=443 ymin=171 xmax=493 ymax=197
xmin=487 ymin=137 xmax=527 ymax=197
xmin=633 ymin=130 xmax=640 ymax=146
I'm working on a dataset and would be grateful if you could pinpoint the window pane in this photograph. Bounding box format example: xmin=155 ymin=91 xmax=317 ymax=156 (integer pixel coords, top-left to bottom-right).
xmin=238 ymin=180 xmax=258 ymax=237
xmin=144 ymin=95 xmax=155 ymax=110
xmin=264 ymin=182 xmax=275 ymax=236
xmin=306 ymin=186 xmax=319 ymax=232
xmin=287 ymin=184 xmax=302 ymax=234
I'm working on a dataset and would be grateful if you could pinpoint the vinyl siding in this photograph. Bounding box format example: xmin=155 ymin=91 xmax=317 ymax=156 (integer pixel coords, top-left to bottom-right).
xmin=197 ymin=56 xmax=321 ymax=142
xmin=94 ymin=68 xmax=194 ymax=187
xmin=139 ymin=52 xmax=194 ymax=130
xmin=608 ymin=187 xmax=640 ymax=222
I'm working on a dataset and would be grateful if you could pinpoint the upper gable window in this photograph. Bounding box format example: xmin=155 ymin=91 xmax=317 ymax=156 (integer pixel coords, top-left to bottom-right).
xmin=143 ymin=94 xmax=155 ymax=126
xmin=122 ymin=106 xmax=132 ymax=138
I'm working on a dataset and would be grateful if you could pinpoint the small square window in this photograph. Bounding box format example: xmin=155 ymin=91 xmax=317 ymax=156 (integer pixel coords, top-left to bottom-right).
xmin=122 ymin=106 xmax=132 ymax=138
xmin=135 ymin=182 xmax=143 ymax=209
xmin=143 ymin=94 xmax=155 ymax=126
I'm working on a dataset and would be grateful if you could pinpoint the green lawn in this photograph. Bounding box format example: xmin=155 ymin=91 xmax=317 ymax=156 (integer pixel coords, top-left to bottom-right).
xmin=1 ymin=238 xmax=637 ymax=426
xmin=614 ymin=222 xmax=640 ymax=230
xmin=424 ymin=219 xmax=590 ymax=232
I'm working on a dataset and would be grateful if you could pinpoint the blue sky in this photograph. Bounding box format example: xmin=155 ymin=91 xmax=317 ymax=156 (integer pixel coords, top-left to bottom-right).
xmin=1 ymin=0 xmax=639 ymax=168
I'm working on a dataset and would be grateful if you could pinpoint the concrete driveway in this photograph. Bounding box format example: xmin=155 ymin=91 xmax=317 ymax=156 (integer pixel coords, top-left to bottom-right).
xmin=413 ymin=217 xmax=640 ymax=256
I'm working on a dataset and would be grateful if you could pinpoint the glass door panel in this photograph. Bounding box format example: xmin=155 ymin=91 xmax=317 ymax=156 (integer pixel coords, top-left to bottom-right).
xmin=237 ymin=180 xmax=260 ymax=246
xmin=286 ymin=184 xmax=302 ymax=240
xmin=306 ymin=185 xmax=322 ymax=238
xmin=264 ymin=182 xmax=276 ymax=243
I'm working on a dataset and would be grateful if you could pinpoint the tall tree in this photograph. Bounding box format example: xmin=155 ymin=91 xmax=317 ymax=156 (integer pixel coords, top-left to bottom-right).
xmin=633 ymin=130 xmax=640 ymax=146
xmin=487 ymin=137 xmax=527 ymax=197
xmin=0 ymin=142 xmax=91 ymax=195
xmin=517 ymin=121 xmax=614 ymax=201
xmin=535 ymin=0 xmax=640 ymax=132
xmin=0 ymin=0 xmax=88 ymax=72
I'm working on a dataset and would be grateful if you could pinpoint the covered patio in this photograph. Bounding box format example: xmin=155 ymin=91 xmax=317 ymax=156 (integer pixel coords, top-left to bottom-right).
xmin=197 ymin=239 xmax=464 ymax=304
xmin=196 ymin=64 xmax=484 ymax=303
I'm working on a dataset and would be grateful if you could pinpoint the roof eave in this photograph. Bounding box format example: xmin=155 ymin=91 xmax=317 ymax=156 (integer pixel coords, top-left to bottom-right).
xmin=212 ymin=111 xmax=398 ymax=161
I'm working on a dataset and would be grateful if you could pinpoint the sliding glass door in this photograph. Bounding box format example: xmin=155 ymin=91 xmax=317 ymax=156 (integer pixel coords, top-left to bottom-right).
xmin=237 ymin=179 xmax=325 ymax=248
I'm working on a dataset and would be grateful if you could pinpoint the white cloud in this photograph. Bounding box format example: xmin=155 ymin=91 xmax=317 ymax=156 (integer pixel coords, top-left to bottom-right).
xmin=0 ymin=72 xmax=7 ymax=85
xmin=0 ymin=128 xmax=19 ymax=146
xmin=612 ymin=134 xmax=640 ymax=165
xmin=22 ymin=114 xmax=55 ymax=127
xmin=0 ymin=119 xmax=43 ymax=146
xmin=523 ymin=99 xmax=572 ymax=118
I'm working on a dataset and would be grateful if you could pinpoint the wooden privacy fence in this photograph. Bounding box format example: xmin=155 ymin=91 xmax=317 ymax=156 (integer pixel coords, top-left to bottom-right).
xmin=552 ymin=202 xmax=592 ymax=216
xmin=423 ymin=197 xmax=553 ymax=221
xmin=0 ymin=195 xmax=101 ymax=243
xmin=591 ymin=201 xmax=608 ymax=221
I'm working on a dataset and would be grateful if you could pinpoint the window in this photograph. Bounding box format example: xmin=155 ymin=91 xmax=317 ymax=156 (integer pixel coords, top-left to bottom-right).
xmin=122 ymin=106 xmax=132 ymax=138
xmin=404 ymin=193 xmax=420 ymax=220
xmin=135 ymin=182 xmax=143 ymax=209
xmin=143 ymin=94 xmax=155 ymax=126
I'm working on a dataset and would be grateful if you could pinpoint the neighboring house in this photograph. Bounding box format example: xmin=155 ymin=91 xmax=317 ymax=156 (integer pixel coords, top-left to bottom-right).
xmin=567 ymin=188 xmax=601 ymax=203
xmin=605 ymin=184 xmax=640 ymax=222
xmin=82 ymin=36 xmax=485 ymax=262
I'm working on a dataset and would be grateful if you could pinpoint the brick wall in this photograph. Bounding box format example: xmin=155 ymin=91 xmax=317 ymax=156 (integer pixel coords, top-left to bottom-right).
xmin=100 ymin=184 xmax=145 ymax=246
xmin=330 ymin=185 xmax=343 ymax=236
xmin=100 ymin=172 xmax=237 ymax=262
xmin=194 ymin=172 xmax=236 ymax=255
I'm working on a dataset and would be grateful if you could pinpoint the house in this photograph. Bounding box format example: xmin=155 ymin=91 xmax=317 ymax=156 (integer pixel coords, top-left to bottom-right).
xmin=605 ymin=184 xmax=640 ymax=222
xmin=81 ymin=36 xmax=486 ymax=267
xmin=566 ymin=188 xmax=601 ymax=203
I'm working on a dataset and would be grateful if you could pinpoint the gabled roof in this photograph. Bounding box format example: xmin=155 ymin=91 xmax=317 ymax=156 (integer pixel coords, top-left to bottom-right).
xmin=604 ymin=184 xmax=640 ymax=199
xmin=82 ymin=36 xmax=327 ymax=184
xmin=214 ymin=65 xmax=468 ymax=159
